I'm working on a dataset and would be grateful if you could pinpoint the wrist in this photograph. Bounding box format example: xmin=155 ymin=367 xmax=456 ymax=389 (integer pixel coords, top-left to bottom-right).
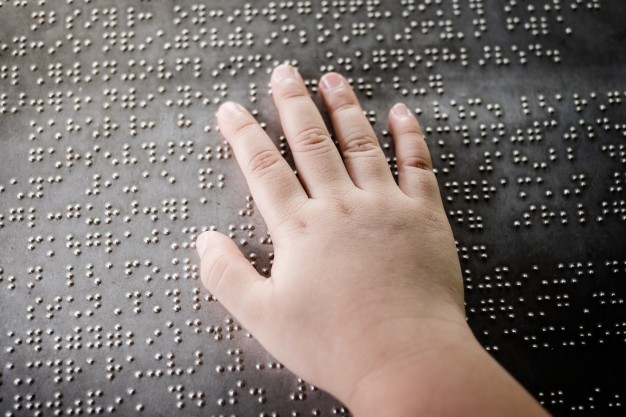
xmin=342 ymin=324 xmax=550 ymax=417
xmin=342 ymin=321 xmax=478 ymax=417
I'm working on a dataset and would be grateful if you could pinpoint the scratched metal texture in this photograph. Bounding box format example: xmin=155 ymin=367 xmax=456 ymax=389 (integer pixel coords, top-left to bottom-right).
xmin=1 ymin=1 xmax=625 ymax=416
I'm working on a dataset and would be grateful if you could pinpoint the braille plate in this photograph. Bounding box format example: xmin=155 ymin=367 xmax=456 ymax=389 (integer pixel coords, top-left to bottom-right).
xmin=1 ymin=1 xmax=625 ymax=416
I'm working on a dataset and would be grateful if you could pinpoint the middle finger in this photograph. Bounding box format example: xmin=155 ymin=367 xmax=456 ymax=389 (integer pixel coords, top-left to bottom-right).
xmin=271 ymin=64 xmax=353 ymax=198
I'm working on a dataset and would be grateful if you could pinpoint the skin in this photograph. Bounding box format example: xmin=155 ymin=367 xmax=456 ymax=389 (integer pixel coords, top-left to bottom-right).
xmin=195 ymin=64 xmax=551 ymax=417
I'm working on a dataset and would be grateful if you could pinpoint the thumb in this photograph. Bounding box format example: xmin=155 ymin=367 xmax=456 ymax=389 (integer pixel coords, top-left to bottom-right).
xmin=196 ymin=231 xmax=268 ymax=330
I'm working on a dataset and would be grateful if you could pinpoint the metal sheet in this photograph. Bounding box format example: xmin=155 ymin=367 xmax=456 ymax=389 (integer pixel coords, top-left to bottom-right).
xmin=1 ymin=1 xmax=625 ymax=416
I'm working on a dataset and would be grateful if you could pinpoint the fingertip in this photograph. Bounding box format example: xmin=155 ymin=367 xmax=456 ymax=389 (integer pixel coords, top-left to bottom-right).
xmin=390 ymin=103 xmax=416 ymax=121
xmin=195 ymin=232 xmax=211 ymax=258
xmin=217 ymin=101 xmax=246 ymax=119
xmin=271 ymin=64 xmax=300 ymax=83
xmin=319 ymin=72 xmax=346 ymax=93
xmin=195 ymin=231 xmax=228 ymax=259
xmin=216 ymin=102 xmax=253 ymax=139
xmin=388 ymin=104 xmax=425 ymax=141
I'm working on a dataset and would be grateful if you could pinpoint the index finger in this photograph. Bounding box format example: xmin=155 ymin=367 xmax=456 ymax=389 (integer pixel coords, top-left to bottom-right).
xmin=217 ymin=102 xmax=308 ymax=232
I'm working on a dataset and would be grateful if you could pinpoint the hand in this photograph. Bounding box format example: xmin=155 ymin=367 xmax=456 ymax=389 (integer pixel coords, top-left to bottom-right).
xmin=196 ymin=64 xmax=550 ymax=417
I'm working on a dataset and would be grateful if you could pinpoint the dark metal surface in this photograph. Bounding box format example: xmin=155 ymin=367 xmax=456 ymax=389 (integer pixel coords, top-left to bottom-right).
xmin=1 ymin=1 xmax=625 ymax=416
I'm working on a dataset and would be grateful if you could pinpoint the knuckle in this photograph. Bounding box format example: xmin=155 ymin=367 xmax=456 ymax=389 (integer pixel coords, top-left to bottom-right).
xmin=247 ymin=148 xmax=283 ymax=179
xmin=334 ymin=199 xmax=355 ymax=216
xmin=401 ymin=153 xmax=432 ymax=171
xmin=331 ymin=96 xmax=359 ymax=115
xmin=282 ymin=216 xmax=309 ymax=236
xmin=341 ymin=129 xmax=381 ymax=156
xmin=276 ymin=81 xmax=308 ymax=101
xmin=326 ymin=190 xmax=366 ymax=219
xmin=291 ymin=126 xmax=334 ymax=154
xmin=397 ymin=122 xmax=424 ymax=138
xmin=230 ymin=118 xmax=259 ymax=139
xmin=274 ymin=199 xmax=310 ymax=237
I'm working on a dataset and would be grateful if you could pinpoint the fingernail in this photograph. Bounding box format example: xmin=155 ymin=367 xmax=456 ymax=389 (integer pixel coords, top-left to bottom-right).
xmin=272 ymin=64 xmax=298 ymax=82
xmin=218 ymin=102 xmax=245 ymax=118
xmin=196 ymin=232 xmax=210 ymax=258
xmin=320 ymin=73 xmax=344 ymax=92
xmin=391 ymin=103 xmax=412 ymax=119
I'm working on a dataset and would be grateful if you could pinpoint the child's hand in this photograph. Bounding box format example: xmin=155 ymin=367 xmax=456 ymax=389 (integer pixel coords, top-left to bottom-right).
xmin=196 ymin=65 xmax=550 ymax=417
